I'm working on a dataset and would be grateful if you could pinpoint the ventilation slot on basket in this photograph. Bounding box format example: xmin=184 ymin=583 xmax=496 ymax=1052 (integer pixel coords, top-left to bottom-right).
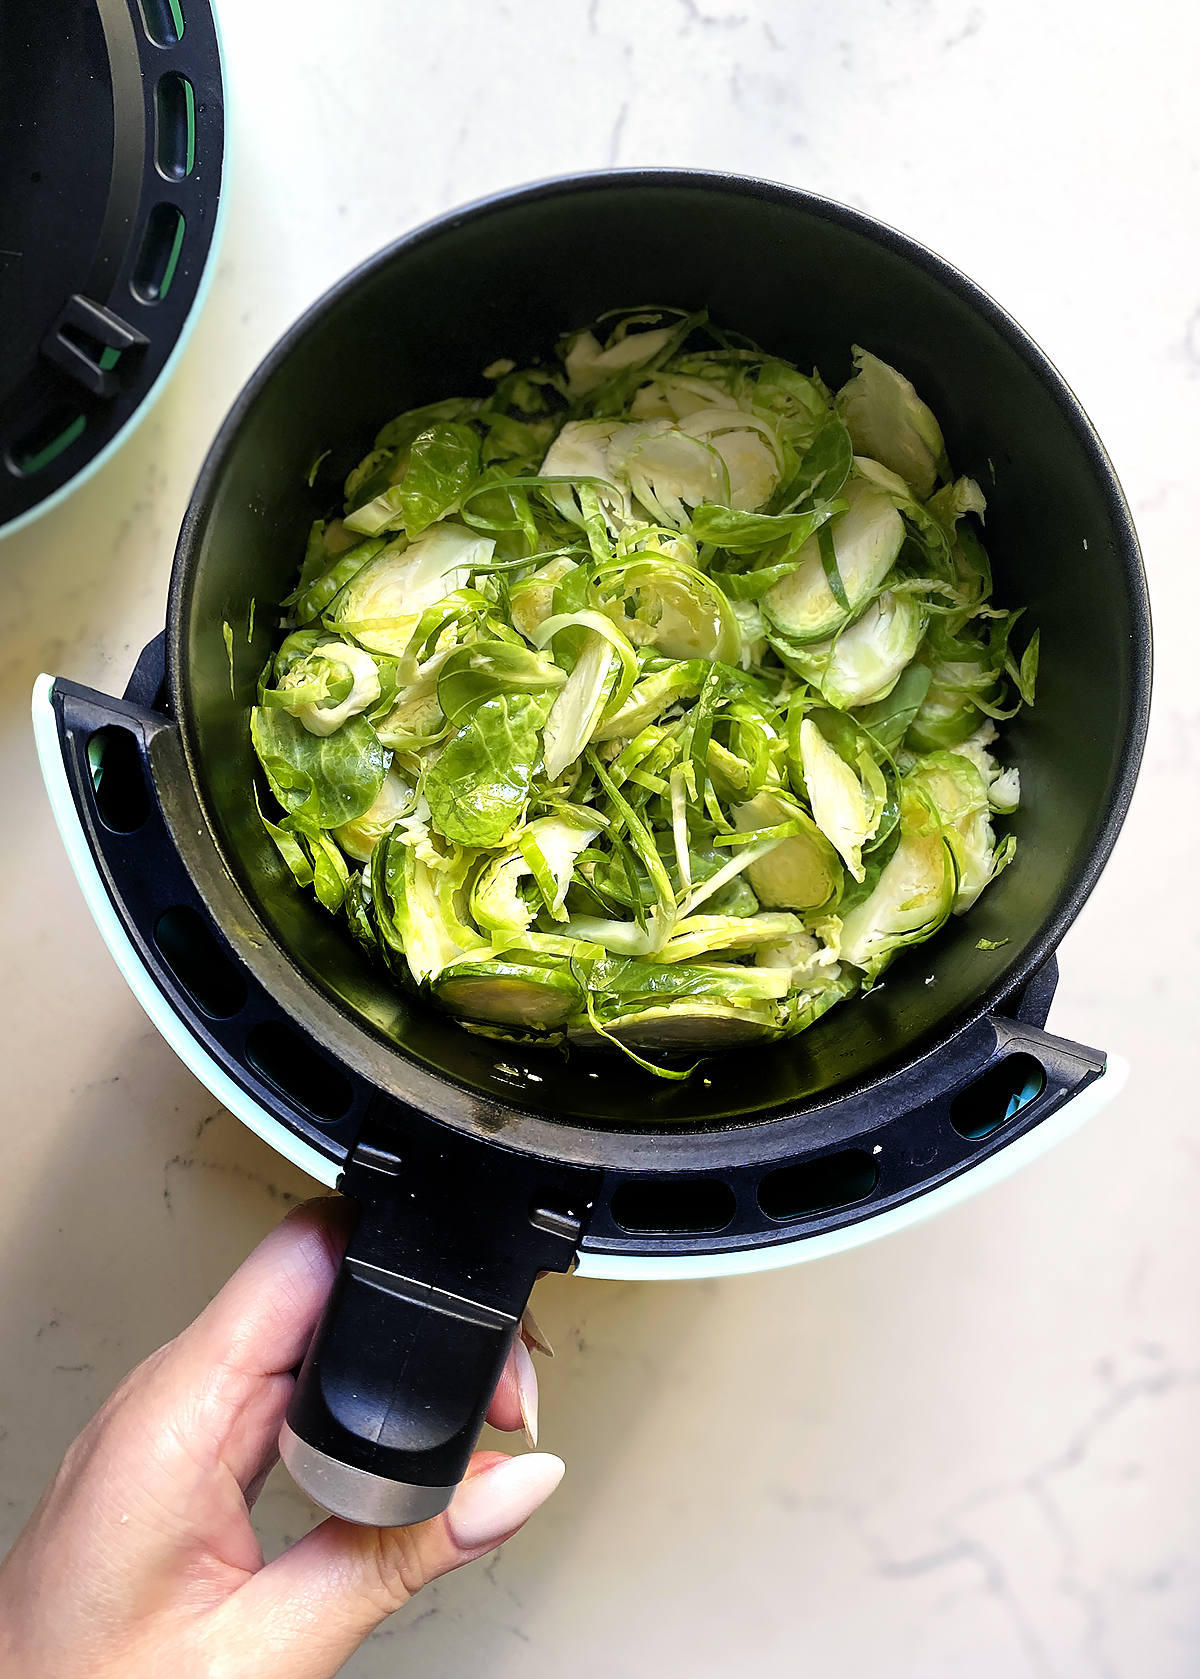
xmin=610 ymin=1179 xmax=735 ymax=1234
xmin=244 ymin=1021 xmax=354 ymax=1122
xmin=136 ymin=0 xmax=185 ymax=46
xmin=757 ymin=1150 xmax=878 ymax=1223
xmin=155 ymin=74 xmax=196 ymax=180
xmin=131 ymin=204 xmax=186 ymax=304
xmin=951 ymin=1054 xmax=1045 ymax=1141
xmin=8 ymin=406 xmax=87 ymax=476
xmin=154 ymin=908 xmax=247 ymax=1019
xmin=87 ymin=727 xmax=150 ymax=833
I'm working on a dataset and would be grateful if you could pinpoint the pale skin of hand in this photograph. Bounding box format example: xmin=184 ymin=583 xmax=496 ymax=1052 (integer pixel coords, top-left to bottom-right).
xmin=0 ymin=1198 xmax=564 ymax=1679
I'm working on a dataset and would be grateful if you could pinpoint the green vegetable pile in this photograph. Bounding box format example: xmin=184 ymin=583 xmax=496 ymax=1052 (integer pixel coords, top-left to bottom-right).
xmin=250 ymin=309 xmax=1037 ymax=1076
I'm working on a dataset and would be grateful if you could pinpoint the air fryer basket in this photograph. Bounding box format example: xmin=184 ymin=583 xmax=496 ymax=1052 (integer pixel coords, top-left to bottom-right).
xmin=41 ymin=173 xmax=1149 ymax=1523
xmin=175 ymin=174 xmax=1145 ymax=1126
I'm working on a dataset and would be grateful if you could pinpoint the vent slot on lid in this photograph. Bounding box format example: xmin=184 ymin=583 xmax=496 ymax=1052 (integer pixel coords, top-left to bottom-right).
xmin=154 ymin=907 xmax=248 ymax=1019
xmin=87 ymin=726 xmax=151 ymax=833
xmin=131 ymin=204 xmax=186 ymax=304
xmin=245 ymin=1021 xmax=354 ymax=1122
xmin=610 ymin=1178 xmax=736 ymax=1234
xmin=155 ymin=74 xmax=196 ymax=179
xmin=951 ymin=1054 xmax=1046 ymax=1141
xmin=757 ymin=1150 xmax=879 ymax=1222
xmin=7 ymin=406 xmax=87 ymax=477
xmin=136 ymin=0 xmax=185 ymax=46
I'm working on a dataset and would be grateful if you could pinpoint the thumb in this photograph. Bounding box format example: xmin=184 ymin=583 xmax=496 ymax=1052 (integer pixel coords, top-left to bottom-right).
xmin=202 ymin=1451 xmax=564 ymax=1679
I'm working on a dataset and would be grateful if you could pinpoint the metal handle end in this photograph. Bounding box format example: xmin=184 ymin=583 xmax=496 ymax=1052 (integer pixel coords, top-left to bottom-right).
xmin=279 ymin=1422 xmax=455 ymax=1528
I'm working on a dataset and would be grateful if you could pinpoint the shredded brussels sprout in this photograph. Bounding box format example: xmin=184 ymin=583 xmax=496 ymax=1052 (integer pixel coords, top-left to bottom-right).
xmin=251 ymin=310 xmax=1037 ymax=1076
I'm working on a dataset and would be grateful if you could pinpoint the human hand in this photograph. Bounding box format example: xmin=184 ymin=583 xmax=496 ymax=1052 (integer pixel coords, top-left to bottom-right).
xmin=0 ymin=1197 xmax=563 ymax=1678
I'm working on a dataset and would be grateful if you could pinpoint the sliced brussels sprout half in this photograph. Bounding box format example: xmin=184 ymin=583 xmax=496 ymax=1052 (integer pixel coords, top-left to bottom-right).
xmin=563 ymin=321 xmax=680 ymax=398
xmin=569 ymin=998 xmax=785 ymax=1053
xmin=906 ymin=750 xmax=1014 ymax=912
xmin=838 ymin=793 xmax=957 ymax=981
xmin=471 ymin=816 xmax=599 ymax=932
xmin=540 ymin=402 xmax=781 ymax=537
xmin=762 ymin=477 xmax=905 ymax=645
xmin=333 ymin=765 xmax=415 ymax=863
xmin=617 ymin=423 xmax=728 ymax=524
xmin=788 ymin=589 xmax=927 ymax=710
xmin=538 ymin=418 xmax=635 ymax=531
xmin=732 ymin=791 xmax=843 ymax=913
xmin=434 ymin=960 xmax=581 ymax=1029
xmin=835 ymin=347 xmax=946 ymax=499
xmin=592 ymin=559 xmax=741 ymax=664
xmin=377 ymin=841 xmax=472 ymax=985
xmin=567 ymin=955 xmax=795 ymax=1051
xmin=326 ymin=523 xmax=493 ymax=655
xmin=283 ymin=642 xmax=381 ymax=738
xmin=798 ymin=717 xmax=878 ymax=882
xmin=673 ymin=408 xmax=782 ymax=511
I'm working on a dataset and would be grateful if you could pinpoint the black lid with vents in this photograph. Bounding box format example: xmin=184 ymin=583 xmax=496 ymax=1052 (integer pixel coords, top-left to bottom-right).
xmin=0 ymin=0 xmax=224 ymax=531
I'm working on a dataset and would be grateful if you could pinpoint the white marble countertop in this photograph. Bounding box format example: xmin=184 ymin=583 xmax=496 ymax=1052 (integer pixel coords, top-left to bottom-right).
xmin=2 ymin=2 xmax=1199 ymax=1673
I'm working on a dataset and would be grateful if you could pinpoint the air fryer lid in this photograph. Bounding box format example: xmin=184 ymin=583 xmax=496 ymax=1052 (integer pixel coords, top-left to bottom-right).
xmin=0 ymin=0 xmax=223 ymax=530
xmin=170 ymin=174 xmax=1149 ymax=1135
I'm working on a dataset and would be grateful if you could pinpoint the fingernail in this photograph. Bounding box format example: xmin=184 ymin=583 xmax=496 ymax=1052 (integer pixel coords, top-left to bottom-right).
xmin=514 ymin=1334 xmax=539 ymax=1448
xmin=447 ymin=1454 xmax=565 ymax=1550
xmin=521 ymin=1303 xmax=554 ymax=1358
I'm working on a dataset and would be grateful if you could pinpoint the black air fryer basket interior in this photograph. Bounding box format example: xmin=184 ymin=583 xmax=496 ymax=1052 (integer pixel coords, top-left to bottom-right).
xmin=171 ymin=175 xmax=1147 ymax=1132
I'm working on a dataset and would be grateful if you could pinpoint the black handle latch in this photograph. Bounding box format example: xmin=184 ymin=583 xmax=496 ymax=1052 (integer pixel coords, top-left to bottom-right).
xmin=41 ymin=294 xmax=149 ymax=399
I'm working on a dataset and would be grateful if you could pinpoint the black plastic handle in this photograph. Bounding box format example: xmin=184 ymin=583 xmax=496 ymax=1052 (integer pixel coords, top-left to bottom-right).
xmin=282 ymin=1108 xmax=597 ymax=1525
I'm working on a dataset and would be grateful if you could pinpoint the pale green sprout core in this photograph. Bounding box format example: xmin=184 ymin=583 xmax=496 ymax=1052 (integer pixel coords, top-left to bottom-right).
xmin=333 ymin=765 xmax=414 ymax=862
xmin=835 ymin=345 xmax=946 ymax=499
xmin=249 ymin=310 xmax=1036 ymax=1079
xmin=329 ymin=524 xmax=492 ymax=655
xmin=799 ymin=718 xmax=876 ymax=882
xmin=290 ymin=642 xmax=380 ymax=738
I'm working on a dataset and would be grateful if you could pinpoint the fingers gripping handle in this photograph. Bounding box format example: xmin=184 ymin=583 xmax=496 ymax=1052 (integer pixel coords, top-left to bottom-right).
xmin=283 ymin=1114 xmax=598 ymax=1526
